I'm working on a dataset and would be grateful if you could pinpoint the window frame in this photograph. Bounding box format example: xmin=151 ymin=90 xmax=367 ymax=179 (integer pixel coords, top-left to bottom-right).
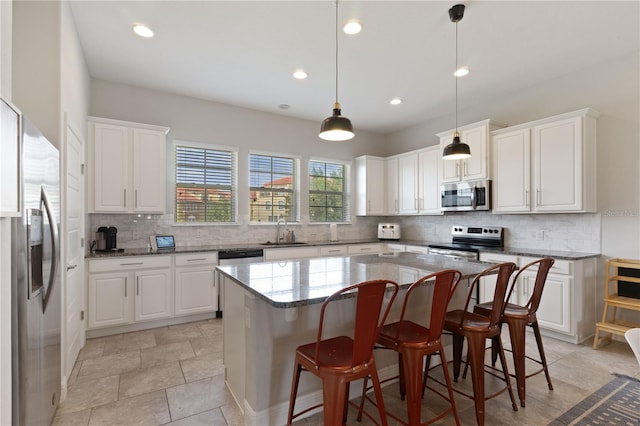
xmin=173 ymin=140 xmax=238 ymax=225
xmin=308 ymin=158 xmax=351 ymax=223
xmin=248 ymin=150 xmax=300 ymax=224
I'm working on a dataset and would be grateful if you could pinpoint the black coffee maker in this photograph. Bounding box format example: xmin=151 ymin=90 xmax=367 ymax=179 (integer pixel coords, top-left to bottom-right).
xmin=96 ymin=226 xmax=118 ymax=251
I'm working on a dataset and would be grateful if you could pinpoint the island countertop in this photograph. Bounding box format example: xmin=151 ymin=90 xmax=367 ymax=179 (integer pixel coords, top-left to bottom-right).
xmin=216 ymin=251 xmax=496 ymax=308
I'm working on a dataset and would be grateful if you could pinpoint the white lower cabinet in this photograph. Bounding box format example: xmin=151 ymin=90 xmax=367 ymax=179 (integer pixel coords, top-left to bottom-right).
xmin=87 ymin=253 xmax=221 ymax=332
xmin=478 ymin=253 xmax=518 ymax=304
xmin=88 ymin=272 xmax=130 ymax=328
xmin=174 ymin=252 xmax=218 ymax=316
xmin=134 ymin=269 xmax=172 ymax=322
xmin=479 ymin=253 xmax=596 ymax=343
xmin=88 ymin=255 xmax=172 ymax=329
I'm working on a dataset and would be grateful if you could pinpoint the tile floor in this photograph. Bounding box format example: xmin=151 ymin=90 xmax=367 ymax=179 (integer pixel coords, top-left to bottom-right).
xmin=53 ymin=318 xmax=639 ymax=426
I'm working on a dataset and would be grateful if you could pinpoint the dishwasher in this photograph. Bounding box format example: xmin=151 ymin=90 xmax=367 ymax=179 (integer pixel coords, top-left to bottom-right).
xmin=216 ymin=248 xmax=264 ymax=317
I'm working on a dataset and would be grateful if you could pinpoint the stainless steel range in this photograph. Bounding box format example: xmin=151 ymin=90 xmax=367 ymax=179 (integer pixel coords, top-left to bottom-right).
xmin=428 ymin=225 xmax=504 ymax=260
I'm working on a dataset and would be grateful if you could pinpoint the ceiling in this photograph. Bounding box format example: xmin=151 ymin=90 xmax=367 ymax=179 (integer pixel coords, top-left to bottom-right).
xmin=69 ymin=1 xmax=639 ymax=135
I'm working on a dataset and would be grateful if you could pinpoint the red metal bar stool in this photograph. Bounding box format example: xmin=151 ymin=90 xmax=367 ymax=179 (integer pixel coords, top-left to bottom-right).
xmin=286 ymin=279 xmax=399 ymax=426
xmin=436 ymin=262 xmax=518 ymax=426
xmin=472 ymin=257 xmax=555 ymax=407
xmin=357 ymin=270 xmax=463 ymax=425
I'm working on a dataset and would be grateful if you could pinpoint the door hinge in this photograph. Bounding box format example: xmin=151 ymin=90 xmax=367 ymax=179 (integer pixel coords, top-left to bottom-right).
xmin=81 ymin=237 xmax=85 ymax=248
xmin=80 ymin=310 xmax=85 ymax=321
xmin=81 ymin=163 xmax=85 ymax=175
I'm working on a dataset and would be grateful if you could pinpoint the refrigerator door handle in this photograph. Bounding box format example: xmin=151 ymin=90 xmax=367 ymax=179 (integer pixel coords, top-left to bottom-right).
xmin=41 ymin=186 xmax=59 ymax=314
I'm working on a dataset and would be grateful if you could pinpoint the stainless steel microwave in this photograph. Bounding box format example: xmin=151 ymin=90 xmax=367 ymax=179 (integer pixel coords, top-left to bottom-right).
xmin=441 ymin=179 xmax=491 ymax=212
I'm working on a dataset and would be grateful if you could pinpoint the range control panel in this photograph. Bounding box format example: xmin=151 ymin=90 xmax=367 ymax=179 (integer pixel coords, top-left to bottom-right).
xmin=451 ymin=225 xmax=503 ymax=240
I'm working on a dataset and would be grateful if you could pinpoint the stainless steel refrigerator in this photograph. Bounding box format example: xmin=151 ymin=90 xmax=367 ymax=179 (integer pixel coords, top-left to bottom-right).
xmin=9 ymin=100 xmax=61 ymax=426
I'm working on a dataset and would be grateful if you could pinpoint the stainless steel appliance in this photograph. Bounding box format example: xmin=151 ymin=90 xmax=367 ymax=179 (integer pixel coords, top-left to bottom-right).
xmin=11 ymin=113 xmax=61 ymax=426
xmin=441 ymin=179 xmax=491 ymax=212
xmin=378 ymin=223 xmax=401 ymax=240
xmin=216 ymin=248 xmax=264 ymax=317
xmin=428 ymin=225 xmax=504 ymax=259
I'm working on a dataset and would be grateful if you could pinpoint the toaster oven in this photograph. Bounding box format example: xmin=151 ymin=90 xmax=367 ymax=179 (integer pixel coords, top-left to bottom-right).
xmin=378 ymin=223 xmax=401 ymax=240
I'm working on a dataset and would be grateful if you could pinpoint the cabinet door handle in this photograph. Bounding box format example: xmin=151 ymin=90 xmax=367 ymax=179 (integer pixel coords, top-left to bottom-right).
xmin=456 ymin=163 xmax=460 ymax=178
xmin=136 ymin=277 xmax=139 ymax=296
xmin=123 ymin=189 xmax=127 ymax=208
xmin=187 ymin=258 xmax=207 ymax=262
xmin=525 ymin=189 xmax=529 ymax=207
xmin=120 ymin=262 xmax=144 ymax=266
xmin=536 ymin=189 xmax=541 ymax=206
xmin=395 ymin=199 xmax=398 ymax=211
xmin=124 ymin=277 xmax=127 ymax=297
xmin=463 ymin=161 xmax=468 ymax=177
xmin=327 ymin=249 xmax=341 ymax=253
xmin=135 ymin=189 xmax=138 ymax=208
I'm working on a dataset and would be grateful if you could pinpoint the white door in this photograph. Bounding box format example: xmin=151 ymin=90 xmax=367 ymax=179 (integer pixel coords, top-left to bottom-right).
xmin=63 ymin=120 xmax=85 ymax=383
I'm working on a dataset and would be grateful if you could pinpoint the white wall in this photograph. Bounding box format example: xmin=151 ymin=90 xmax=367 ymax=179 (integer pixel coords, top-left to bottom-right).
xmin=0 ymin=1 xmax=13 ymax=423
xmin=11 ymin=0 xmax=61 ymax=147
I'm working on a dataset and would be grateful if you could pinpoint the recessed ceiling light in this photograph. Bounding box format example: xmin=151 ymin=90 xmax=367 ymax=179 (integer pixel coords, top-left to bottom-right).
xmin=278 ymin=104 xmax=290 ymax=109
xmin=390 ymin=98 xmax=403 ymax=105
xmin=343 ymin=20 xmax=362 ymax=35
xmin=293 ymin=70 xmax=308 ymax=80
xmin=454 ymin=66 xmax=470 ymax=77
xmin=132 ymin=24 xmax=154 ymax=38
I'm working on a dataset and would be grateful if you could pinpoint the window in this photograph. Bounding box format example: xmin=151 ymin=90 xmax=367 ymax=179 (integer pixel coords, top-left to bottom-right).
xmin=309 ymin=160 xmax=349 ymax=222
xmin=175 ymin=144 xmax=236 ymax=223
xmin=249 ymin=153 xmax=297 ymax=222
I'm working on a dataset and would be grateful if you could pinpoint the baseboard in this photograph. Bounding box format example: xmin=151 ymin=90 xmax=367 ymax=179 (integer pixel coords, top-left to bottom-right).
xmin=241 ymin=363 xmax=401 ymax=425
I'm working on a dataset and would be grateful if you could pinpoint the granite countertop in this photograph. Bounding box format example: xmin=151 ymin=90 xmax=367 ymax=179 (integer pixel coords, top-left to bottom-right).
xmin=216 ymin=252 xmax=497 ymax=308
xmin=85 ymin=238 xmax=600 ymax=261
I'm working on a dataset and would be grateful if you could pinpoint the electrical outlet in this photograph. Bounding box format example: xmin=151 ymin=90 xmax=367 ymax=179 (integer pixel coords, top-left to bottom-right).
xmin=535 ymin=230 xmax=544 ymax=241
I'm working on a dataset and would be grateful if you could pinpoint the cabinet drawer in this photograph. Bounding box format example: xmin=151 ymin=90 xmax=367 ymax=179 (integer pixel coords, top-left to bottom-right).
xmin=479 ymin=252 xmax=518 ymax=264
xmin=348 ymin=244 xmax=383 ymax=254
xmin=175 ymin=252 xmax=218 ymax=267
xmin=521 ymin=256 xmax=571 ymax=275
xmin=89 ymin=255 xmax=171 ymax=273
xmin=405 ymin=245 xmax=429 ymax=255
xmin=319 ymin=246 xmax=347 ymax=256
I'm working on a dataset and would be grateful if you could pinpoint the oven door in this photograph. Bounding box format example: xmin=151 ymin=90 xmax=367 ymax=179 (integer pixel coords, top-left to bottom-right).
xmin=441 ymin=180 xmax=491 ymax=212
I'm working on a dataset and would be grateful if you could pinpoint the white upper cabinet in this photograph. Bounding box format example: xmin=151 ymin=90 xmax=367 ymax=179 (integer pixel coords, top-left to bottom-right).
xmin=90 ymin=117 xmax=170 ymax=214
xmin=438 ymin=119 xmax=506 ymax=183
xmin=398 ymin=153 xmax=419 ymax=214
xmin=385 ymin=157 xmax=399 ymax=215
xmin=383 ymin=146 xmax=441 ymax=216
xmin=417 ymin=146 xmax=442 ymax=214
xmin=355 ymin=155 xmax=385 ymax=216
xmin=491 ymin=108 xmax=598 ymax=213
xmin=491 ymin=128 xmax=531 ymax=212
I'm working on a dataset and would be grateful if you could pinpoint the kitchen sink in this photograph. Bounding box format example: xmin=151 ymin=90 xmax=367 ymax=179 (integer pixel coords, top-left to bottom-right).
xmin=260 ymin=241 xmax=307 ymax=246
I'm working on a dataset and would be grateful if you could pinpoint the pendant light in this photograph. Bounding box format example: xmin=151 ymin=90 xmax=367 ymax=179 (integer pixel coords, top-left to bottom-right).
xmin=442 ymin=4 xmax=471 ymax=160
xmin=319 ymin=0 xmax=354 ymax=141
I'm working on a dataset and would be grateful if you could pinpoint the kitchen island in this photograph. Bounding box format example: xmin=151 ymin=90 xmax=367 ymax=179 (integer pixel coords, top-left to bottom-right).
xmin=216 ymin=252 xmax=496 ymax=426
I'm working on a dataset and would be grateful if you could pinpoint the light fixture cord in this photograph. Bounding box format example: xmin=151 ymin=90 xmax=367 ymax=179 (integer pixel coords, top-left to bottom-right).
xmin=455 ymin=19 xmax=458 ymax=132
xmin=334 ymin=0 xmax=339 ymax=105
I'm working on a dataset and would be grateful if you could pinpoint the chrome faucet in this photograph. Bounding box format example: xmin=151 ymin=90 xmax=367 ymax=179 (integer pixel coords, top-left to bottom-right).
xmin=276 ymin=217 xmax=285 ymax=244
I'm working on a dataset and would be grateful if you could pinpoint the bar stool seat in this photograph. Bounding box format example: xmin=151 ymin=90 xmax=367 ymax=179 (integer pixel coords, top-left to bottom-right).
xmin=287 ymin=279 xmax=399 ymax=426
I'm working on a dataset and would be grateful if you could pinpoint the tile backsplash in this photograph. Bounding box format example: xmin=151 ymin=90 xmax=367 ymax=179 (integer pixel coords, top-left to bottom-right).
xmin=88 ymin=212 xmax=601 ymax=254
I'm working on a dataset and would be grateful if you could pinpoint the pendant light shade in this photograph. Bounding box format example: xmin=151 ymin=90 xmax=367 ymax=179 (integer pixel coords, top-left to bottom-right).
xmin=319 ymin=0 xmax=354 ymax=141
xmin=443 ymin=4 xmax=471 ymax=160
xmin=319 ymin=102 xmax=354 ymax=141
